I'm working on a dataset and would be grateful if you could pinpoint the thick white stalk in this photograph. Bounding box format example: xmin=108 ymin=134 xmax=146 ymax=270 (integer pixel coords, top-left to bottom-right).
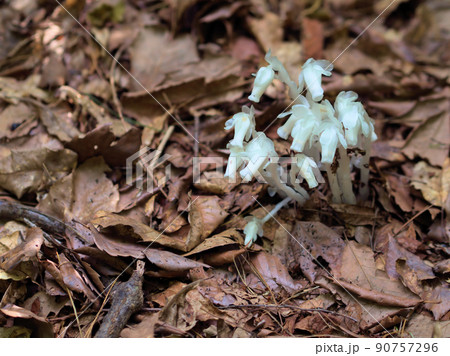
xmin=336 ymin=146 xmax=356 ymax=204
xmin=325 ymin=163 xmax=342 ymax=204
xmin=265 ymin=164 xmax=309 ymax=205
xmin=261 ymin=197 xmax=291 ymax=224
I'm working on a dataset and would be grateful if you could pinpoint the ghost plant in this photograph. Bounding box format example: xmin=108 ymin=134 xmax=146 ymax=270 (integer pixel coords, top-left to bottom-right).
xmin=225 ymin=51 xmax=377 ymax=246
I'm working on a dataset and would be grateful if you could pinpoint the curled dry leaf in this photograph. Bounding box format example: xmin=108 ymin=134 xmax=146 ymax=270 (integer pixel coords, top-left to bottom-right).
xmin=67 ymin=125 xmax=142 ymax=168
xmin=0 ymin=227 xmax=43 ymax=272
xmin=184 ymin=228 xmax=241 ymax=256
xmin=0 ymin=143 xmax=77 ymax=198
xmin=411 ymin=159 xmax=450 ymax=207
xmin=375 ymin=228 xmax=435 ymax=281
xmin=23 ymin=291 xmax=68 ymax=319
xmin=247 ymin=251 xmax=305 ymax=294
xmin=385 ymin=172 xmax=414 ymax=212
xmin=37 ymin=102 xmax=81 ymax=142
xmin=334 ymin=240 xmax=422 ymax=308
xmin=92 ymin=211 xmax=186 ymax=251
xmin=120 ymin=313 xmax=160 ymax=338
xmin=0 ymin=102 xmax=37 ymax=139
xmin=90 ymin=227 xmax=145 ymax=259
xmin=0 ymin=304 xmax=54 ymax=337
xmin=185 ymin=196 xmax=229 ymax=251
xmin=129 ymin=27 xmax=199 ymax=92
xmin=433 ymin=259 xmax=450 ymax=275
xmin=316 ymin=276 xmax=412 ymax=331
xmin=424 ymin=286 xmax=450 ymax=321
xmin=405 ymin=313 xmax=450 ymax=338
xmin=38 ymin=156 xmax=119 ymax=224
xmin=144 ymin=248 xmax=210 ymax=272
xmin=194 ymin=172 xmax=238 ymax=195
xmin=330 ymin=279 xmax=421 ymax=308
xmin=402 ymin=111 xmax=450 ymax=167
xmin=150 ymin=281 xmax=187 ymax=307
xmin=292 ymin=221 xmax=345 ymax=283
xmin=58 ymin=253 xmax=97 ymax=302
xmin=159 ymin=279 xmax=242 ymax=333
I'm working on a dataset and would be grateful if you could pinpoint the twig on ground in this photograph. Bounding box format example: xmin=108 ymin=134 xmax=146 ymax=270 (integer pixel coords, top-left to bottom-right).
xmin=218 ymin=304 xmax=358 ymax=322
xmin=94 ymin=261 xmax=145 ymax=338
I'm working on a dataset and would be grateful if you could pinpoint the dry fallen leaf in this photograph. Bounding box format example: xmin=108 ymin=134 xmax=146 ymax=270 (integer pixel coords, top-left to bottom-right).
xmin=402 ymin=111 xmax=450 ymax=167
xmin=0 ymin=304 xmax=54 ymax=337
xmin=0 ymin=227 xmax=43 ymax=272
xmin=247 ymin=251 xmax=306 ymax=294
xmin=411 ymin=159 xmax=450 ymax=207
xmin=58 ymin=253 xmax=97 ymax=302
xmin=144 ymin=248 xmax=210 ymax=272
xmin=38 ymin=156 xmax=119 ymax=224
xmin=185 ymin=195 xmax=229 ymax=251
xmin=292 ymin=221 xmax=345 ymax=282
xmin=0 ymin=137 xmax=77 ymax=198
xmin=405 ymin=313 xmax=450 ymax=338
xmin=92 ymin=211 xmax=187 ymax=251
xmin=334 ymin=241 xmax=421 ymax=307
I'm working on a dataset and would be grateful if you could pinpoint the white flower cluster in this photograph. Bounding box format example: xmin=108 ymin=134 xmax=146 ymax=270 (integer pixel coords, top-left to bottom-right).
xmin=225 ymin=51 xmax=377 ymax=245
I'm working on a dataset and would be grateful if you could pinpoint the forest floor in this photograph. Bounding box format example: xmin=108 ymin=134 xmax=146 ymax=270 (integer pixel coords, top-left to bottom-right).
xmin=0 ymin=0 xmax=449 ymax=338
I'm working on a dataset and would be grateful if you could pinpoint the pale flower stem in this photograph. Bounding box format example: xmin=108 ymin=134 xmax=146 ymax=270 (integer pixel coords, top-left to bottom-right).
xmin=261 ymin=197 xmax=292 ymax=224
xmin=359 ymin=137 xmax=371 ymax=201
xmin=337 ymin=146 xmax=356 ymax=204
xmin=325 ymin=164 xmax=342 ymax=204
xmin=265 ymin=164 xmax=309 ymax=204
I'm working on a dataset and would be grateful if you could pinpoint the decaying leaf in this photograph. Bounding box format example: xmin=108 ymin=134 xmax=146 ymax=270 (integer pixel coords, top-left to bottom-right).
xmin=0 ymin=139 xmax=77 ymax=198
xmin=92 ymin=211 xmax=186 ymax=251
xmin=405 ymin=313 xmax=450 ymax=338
xmin=402 ymin=111 xmax=450 ymax=167
xmin=0 ymin=304 xmax=54 ymax=337
xmin=144 ymin=248 xmax=210 ymax=272
xmin=411 ymin=159 xmax=450 ymax=207
xmin=185 ymin=196 xmax=229 ymax=251
xmin=58 ymin=253 xmax=97 ymax=302
xmin=292 ymin=221 xmax=345 ymax=282
xmin=37 ymin=156 xmax=119 ymax=224
xmin=247 ymin=251 xmax=306 ymax=294
xmin=0 ymin=227 xmax=43 ymax=272
xmin=0 ymin=102 xmax=37 ymax=139
xmin=334 ymin=240 xmax=422 ymax=308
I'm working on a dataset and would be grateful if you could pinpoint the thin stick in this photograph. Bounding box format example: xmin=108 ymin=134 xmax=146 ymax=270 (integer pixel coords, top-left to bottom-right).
xmin=218 ymin=304 xmax=358 ymax=322
xmin=392 ymin=204 xmax=433 ymax=237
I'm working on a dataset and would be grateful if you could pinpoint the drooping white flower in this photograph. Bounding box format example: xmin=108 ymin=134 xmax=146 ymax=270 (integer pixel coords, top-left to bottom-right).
xmin=295 ymin=154 xmax=324 ymax=188
xmin=243 ymin=216 xmax=263 ymax=246
xmin=287 ymin=99 xmax=323 ymax=152
xmin=314 ymin=101 xmax=347 ymax=164
xmin=277 ymin=96 xmax=310 ymax=140
xmin=298 ymin=59 xmax=333 ymax=102
xmin=318 ymin=122 xmax=347 ymax=164
xmin=248 ymin=66 xmax=275 ymax=103
xmin=224 ymin=105 xmax=256 ymax=148
xmin=265 ymin=50 xmax=300 ymax=99
xmin=335 ymin=91 xmax=377 ymax=146
xmin=239 ymin=132 xmax=277 ymax=182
